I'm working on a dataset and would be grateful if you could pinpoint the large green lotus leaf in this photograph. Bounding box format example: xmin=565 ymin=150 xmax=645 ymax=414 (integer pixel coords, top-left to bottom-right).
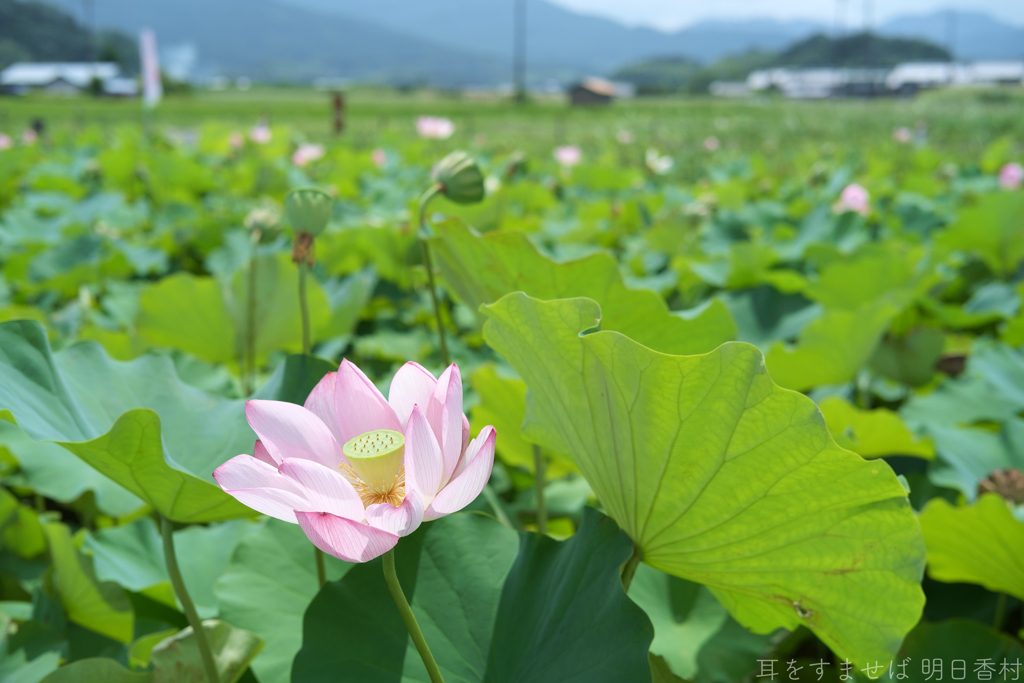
xmin=936 ymin=192 xmax=1024 ymax=276
xmin=137 ymin=253 xmax=331 ymax=370
xmin=800 ymin=244 xmax=932 ymax=311
xmin=58 ymin=410 xmax=251 ymax=524
xmin=85 ymin=518 xmax=255 ymax=619
xmin=40 ymin=658 xmax=152 ymax=683
xmin=628 ymin=566 xmax=728 ymax=681
xmin=293 ymin=509 xmax=653 ymax=683
xmin=43 ymin=523 xmax=133 ymax=644
xmin=818 ymin=397 xmax=934 ymax=459
xmin=429 ymin=219 xmax=735 ymax=355
xmin=919 ymin=495 xmax=1024 ymax=601
xmin=0 ymin=320 xmax=333 ymax=523
xmin=0 ymin=419 xmax=144 ymax=517
xmin=214 ymin=518 xmax=350 ymax=683
xmin=482 ymin=293 xmax=926 ymax=665
xmin=764 ymin=302 xmax=897 ymax=391
xmin=150 ymin=620 xmax=264 ymax=683
xmin=469 ymin=364 xmax=576 ymax=477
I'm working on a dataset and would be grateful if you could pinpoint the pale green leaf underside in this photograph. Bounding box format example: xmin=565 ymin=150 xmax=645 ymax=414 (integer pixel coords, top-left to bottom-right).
xmin=919 ymin=494 xmax=1024 ymax=601
xmin=430 ymin=219 xmax=736 ymax=356
xmin=482 ymin=293 xmax=925 ymax=665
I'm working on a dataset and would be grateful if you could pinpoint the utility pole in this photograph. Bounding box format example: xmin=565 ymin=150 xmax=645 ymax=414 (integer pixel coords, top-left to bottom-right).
xmin=834 ymin=0 xmax=846 ymax=37
xmin=513 ymin=0 xmax=527 ymax=103
xmin=83 ymin=0 xmax=96 ymax=61
xmin=945 ymin=10 xmax=957 ymax=60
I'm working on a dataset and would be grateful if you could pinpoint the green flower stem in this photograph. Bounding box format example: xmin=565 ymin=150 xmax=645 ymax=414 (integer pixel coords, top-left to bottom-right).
xmin=315 ymin=547 xmax=326 ymax=589
xmin=993 ymin=593 xmax=1007 ymax=630
xmin=481 ymin=485 xmax=515 ymax=529
xmin=533 ymin=444 xmax=547 ymax=535
xmin=160 ymin=516 xmax=219 ymax=683
xmin=418 ymin=185 xmax=449 ymax=366
xmin=298 ymin=260 xmax=311 ymax=355
xmin=383 ymin=548 xmax=445 ymax=683
xmin=245 ymin=236 xmax=258 ymax=395
xmin=620 ymin=545 xmax=642 ymax=593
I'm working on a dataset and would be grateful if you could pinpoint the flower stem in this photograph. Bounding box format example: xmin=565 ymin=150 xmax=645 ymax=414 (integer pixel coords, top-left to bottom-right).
xmin=993 ymin=592 xmax=1007 ymax=630
xmin=160 ymin=516 xmax=219 ymax=683
xmin=481 ymin=485 xmax=515 ymax=529
xmin=383 ymin=548 xmax=445 ymax=683
xmin=533 ymin=444 xmax=547 ymax=535
xmin=298 ymin=260 xmax=311 ymax=355
xmin=418 ymin=185 xmax=449 ymax=366
xmin=620 ymin=544 xmax=642 ymax=593
xmin=245 ymin=236 xmax=258 ymax=395
xmin=315 ymin=546 xmax=326 ymax=589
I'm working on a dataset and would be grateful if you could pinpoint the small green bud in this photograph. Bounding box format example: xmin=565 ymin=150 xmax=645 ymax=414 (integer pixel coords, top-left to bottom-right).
xmin=433 ymin=151 xmax=484 ymax=205
xmin=285 ymin=187 xmax=334 ymax=236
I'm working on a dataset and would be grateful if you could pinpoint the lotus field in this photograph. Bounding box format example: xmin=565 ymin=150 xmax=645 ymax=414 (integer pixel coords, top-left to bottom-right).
xmin=0 ymin=95 xmax=1023 ymax=683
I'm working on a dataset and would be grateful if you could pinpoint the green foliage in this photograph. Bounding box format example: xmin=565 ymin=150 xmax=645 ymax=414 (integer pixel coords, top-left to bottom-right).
xmin=776 ymin=32 xmax=951 ymax=68
xmin=294 ymin=510 xmax=653 ymax=682
xmin=0 ymin=101 xmax=1021 ymax=681
xmin=482 ymin=293 xmax=925 ymax=665
xmin=919 ymin=495 xmax=1024 ymax=601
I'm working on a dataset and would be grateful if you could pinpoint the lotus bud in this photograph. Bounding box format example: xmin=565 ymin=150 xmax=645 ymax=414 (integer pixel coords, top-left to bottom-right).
xmin=285 ymin=187 xmax=334 ymax=237
xmin=433 ymin=151 xmax=484 ymax=205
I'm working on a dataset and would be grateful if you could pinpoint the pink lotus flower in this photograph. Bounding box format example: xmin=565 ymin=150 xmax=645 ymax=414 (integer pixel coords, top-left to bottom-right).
xmin=371 ymin=148 xmax=388 ymax=169
xmin=892 ymin=127 xmax=912 ymax=143
xmin=22 ymin=129 xmax=37 ymax=145
xmin=703 ymin=136 xmax=720 ymax=152
xmin=249 ymin=125 xmax=272 ymax=145
xmin=999 ymin=162 xmax=1023 ymax=190
xmin=416 ymin=116 xmax=455 ymax=139
xmin=214 ymin=361 xmax=496 ymax=562
xmin=0 ymin=134 xmax=11 ymax=151
xmin=835 ymin=183 xmax=870 ymax=215
xmin=292 ymin=143 xmax=325 ymax=168
xmin=229 ymin=131 xmax=245 ymax=150
xmin=553 ymin=145 xmax=581 ymax=167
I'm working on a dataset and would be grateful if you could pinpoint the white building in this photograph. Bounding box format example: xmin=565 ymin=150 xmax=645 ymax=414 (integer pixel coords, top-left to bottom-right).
xmin=0 ymin=62 xmax=139 ymax=96
xmin=746 ymin=61 xmax=1024 ymax=98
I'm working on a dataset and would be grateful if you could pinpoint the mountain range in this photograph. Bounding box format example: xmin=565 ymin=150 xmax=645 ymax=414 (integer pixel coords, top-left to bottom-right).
xmin=38 ymin=0 xmax=1024 ymax=84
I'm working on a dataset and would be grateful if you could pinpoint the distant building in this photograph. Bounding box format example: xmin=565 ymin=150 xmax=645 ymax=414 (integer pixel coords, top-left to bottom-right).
xmin=569 ymin=77 xmax=634 ymax=105
xmin=709 ymin=81 xmax=750 ymax=97
xmin=0 ymin=62 xmax=139 ymax=97
xmin=747 ymin=61 xmax=1024 ymax=99
xmin=885 ymin=62 xmax=956 ymax=95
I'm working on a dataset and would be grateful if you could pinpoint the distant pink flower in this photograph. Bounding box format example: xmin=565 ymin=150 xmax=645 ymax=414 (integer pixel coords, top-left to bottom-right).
xmin=22 ymin=129 xmax=37 ymax=145
xmin=892 ymin=127 xmax=912 ymax=143
xmin=703 ymin=136 xmax=720 ymax=151
xmin=213 ymin=361 xmax=496 ymax=563
xmin=835 ymin=183 xmax=870 ymax=215
xmin=249 ymin=125 xmax=272 ymax=145
xmin=292 ymin=143 xmax=325 ymax=167
xmin=999 ymin=162 xmax=1023 ymax=190
xmin=229 ymin=131 xmax=245 ymax=150
xmin=616 ymin=129 xmax=635 ymax=144
xmin=554 ymin=145 xmax=581 ymax=167
xmin=416 ymin=116 xmax=455 ymax=139
xmin=0 ymin=134 xmax=11 ymax=151
xmin=371 ymin=148 xmax=387 ymax=168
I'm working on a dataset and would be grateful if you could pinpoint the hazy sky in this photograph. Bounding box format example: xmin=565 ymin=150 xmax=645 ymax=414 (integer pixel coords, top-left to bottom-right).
xmin=548 ymin=0 xmax=1024 ymax=31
